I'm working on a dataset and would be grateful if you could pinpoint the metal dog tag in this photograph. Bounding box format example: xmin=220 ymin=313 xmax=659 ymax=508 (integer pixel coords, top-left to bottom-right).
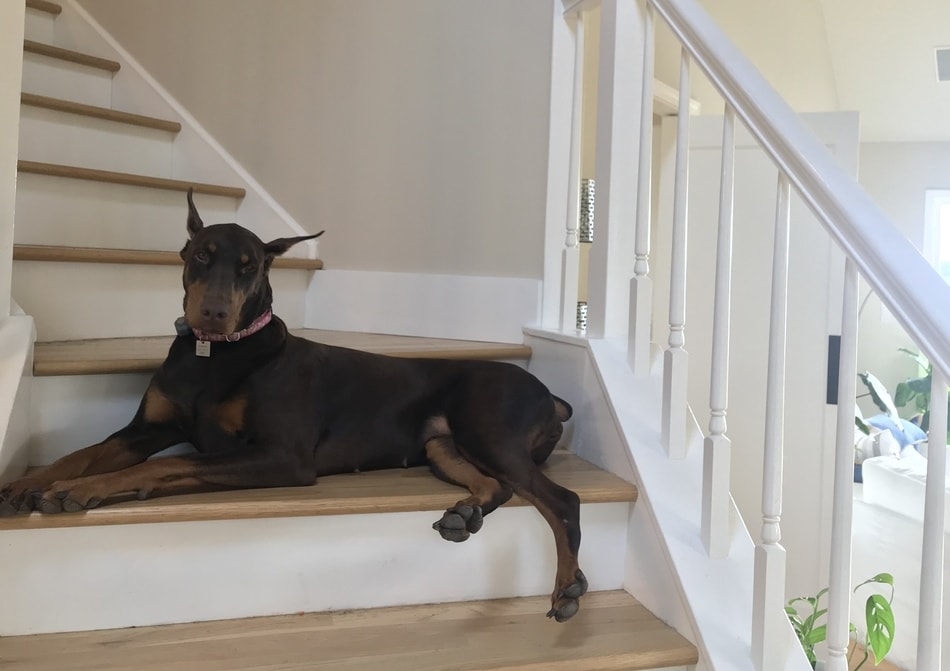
xmin=195 ymin=340 xmax=211 ymax=357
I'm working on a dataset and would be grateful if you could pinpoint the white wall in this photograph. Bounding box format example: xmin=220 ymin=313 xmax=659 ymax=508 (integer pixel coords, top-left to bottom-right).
xmin=78 ymin=0 xmax=554 ymax=281
xmin=856 ymin=141 xmax=950 ymax=406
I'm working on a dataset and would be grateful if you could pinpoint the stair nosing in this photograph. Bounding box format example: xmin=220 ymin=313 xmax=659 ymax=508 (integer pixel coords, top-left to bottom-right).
xmin=13 ymin=244 xmax=320 ymax=270
xmin=25 ymin=0 xmax=63 ymax=15
xmin=23 ymin=39 xmax=120 ymax=73
xmin=0 ymin=452 xmax=637 ymax=530
xmin=17 ymin=160 xmax=247 ymax=198
xmin=21 ymin=93 xmax=182 ymax=133
xmin=32 ymin=331 xmax=531 ymax=377
xmin=0 ymin=590 xmax=697 ymax=671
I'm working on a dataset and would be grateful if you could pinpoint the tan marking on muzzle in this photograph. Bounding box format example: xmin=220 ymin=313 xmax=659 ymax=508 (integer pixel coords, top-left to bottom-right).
xmin=224 ymin=288 xmax=248 ymax=334
xmin=183 ymin=280 xmax=209 ymax=328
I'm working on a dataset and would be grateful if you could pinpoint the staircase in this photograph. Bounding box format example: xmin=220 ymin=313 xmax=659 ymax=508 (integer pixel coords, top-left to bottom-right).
xmin=1 ymin=2 xmax=698 ymax=669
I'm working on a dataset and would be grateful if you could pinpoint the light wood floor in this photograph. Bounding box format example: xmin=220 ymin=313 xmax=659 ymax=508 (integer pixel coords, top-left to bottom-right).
xmin=0 ymin=591 xmax=698 ymax=671
xmin=0 ymin=452 xmax=636 ymax=530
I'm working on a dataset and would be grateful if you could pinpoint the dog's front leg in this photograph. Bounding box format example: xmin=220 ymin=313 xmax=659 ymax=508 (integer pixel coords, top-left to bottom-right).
xmin=0 ymin=423 xmax=185 ymax=516
xmin=36 ymin=451 xmax=313 ymax=513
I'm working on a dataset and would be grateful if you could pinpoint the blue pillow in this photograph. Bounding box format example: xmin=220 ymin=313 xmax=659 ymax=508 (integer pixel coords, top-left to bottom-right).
xmin=867 ymin=414 xmax=927 ymax=449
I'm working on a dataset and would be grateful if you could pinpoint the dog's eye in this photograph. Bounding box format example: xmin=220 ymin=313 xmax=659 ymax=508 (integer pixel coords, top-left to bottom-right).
xmin=194 ymin=251 xmax=210 ymax=264
xmin=241 ymin=265 xmax=257 ymax=275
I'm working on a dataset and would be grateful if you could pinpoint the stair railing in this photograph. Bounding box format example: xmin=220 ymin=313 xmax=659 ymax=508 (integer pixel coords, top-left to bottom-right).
xmin=553 ymin=0 xmax=950 ymax=668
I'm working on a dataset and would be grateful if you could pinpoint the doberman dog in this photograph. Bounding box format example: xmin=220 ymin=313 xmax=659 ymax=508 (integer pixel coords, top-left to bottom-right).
xmin=0 ymin=190 xmax=587 ymax=621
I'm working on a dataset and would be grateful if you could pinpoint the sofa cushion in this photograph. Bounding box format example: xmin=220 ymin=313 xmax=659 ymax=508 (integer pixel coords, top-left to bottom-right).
xmin=861 ymin=451 xmax=950 ymax=531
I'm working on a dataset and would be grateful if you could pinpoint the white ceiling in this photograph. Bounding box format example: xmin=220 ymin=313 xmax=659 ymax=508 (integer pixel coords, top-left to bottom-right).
xmin=817 ymin=0 xmax=950 ymax=142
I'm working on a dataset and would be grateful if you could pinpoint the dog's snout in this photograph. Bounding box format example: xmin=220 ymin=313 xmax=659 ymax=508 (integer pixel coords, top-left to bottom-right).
xmin=199 ymin=298 xmax=232 ymax=326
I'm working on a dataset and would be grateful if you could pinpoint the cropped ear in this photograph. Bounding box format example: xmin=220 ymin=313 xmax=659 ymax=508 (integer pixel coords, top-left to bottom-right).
xmin=263 ymin=230 xmax=325 ymax=258
xmin=186 ymin=188 xmax=204 ymax=239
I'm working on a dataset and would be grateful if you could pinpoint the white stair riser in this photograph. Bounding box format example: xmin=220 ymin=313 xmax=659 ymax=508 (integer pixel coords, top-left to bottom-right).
xmin=29 ymin=374 xmax=149 ymax=467
xmin=14 ymin=174 xmax=239 ymax=249
xmin=24 ymin=7 xmax=55 ymax=43
xmin=21 ymin=53 xmax=113 ymax=108
xmin=13 ymin=263 xmax=311 ymax=340
xmin=19 ymin=106 xmax=176 ymax=177
xmin=0 ymin=502 xmax=630 ymax=635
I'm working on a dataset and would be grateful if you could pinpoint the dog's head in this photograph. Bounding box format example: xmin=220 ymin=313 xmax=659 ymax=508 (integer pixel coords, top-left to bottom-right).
xmin=180 ymin=189 xmax=323 ymax=335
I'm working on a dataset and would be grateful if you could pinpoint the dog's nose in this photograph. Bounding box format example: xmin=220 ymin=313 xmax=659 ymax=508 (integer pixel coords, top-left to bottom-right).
xmin=199 ymin=300 xmax=231 ymax=325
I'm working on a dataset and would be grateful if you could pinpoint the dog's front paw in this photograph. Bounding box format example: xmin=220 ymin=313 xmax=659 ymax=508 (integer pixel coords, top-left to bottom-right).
xmin=546 ymin=569 xmax=588 ymax=623
xmin=432 ymin=504 xmax=483 ymax=542
xmin=0 ymin=478 xmax=47 ymax=516
xmin=37 ymin=481 xmax=104 ymax=514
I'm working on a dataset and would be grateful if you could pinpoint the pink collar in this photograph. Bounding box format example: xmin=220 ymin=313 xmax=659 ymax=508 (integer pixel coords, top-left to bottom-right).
xmin=192 ymin=309 xmax=273 ymax=343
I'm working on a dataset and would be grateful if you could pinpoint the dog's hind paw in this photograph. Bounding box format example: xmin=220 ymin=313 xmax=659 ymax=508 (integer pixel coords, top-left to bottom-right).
xmin=546 ymin=569 xmax=588 ymax=623
xmin=432 ymin=504 xmax=483 ymax=542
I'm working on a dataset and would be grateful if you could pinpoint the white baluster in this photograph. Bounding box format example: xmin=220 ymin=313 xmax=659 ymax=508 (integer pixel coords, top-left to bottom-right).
xmin=661 ymin=46 xmax=690 ymax=459
xmin=559 ymin=11 xmax=585 ymax=332
xmin=825 ymin=259 xmax=859 ymax=671
xmin=918 ymin=369 xmax=948 ymax=670
xmin=752 ymin=173 xmax=791 ymax=669
xmin=628 ymin=0 xmax=655 ymax=374
xmin=702 ymin=105 xmax=735 ymax=557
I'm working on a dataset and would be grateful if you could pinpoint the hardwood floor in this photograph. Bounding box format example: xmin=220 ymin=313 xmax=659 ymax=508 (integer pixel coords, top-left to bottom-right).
xmin=0 ymin=591 xmax=698 ymax=671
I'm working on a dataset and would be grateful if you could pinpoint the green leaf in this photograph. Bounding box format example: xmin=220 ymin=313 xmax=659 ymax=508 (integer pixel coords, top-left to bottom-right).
xmin=802 ymin=608 xmax=828 ymax=632
xmin=855 ymin=415 xmax=871 ymax=434
xmin=908 ymin=375 xmax=933 ymax=394
xmin=858 ymin=372 xmax=901 ymax=423
xmin=855 ymin=573 xmax=894 ymax=589
xmin=894 ymin=381 xmax=915 ymax=408
xmin=866 ymin=593 xmax=896 ymax=664
xmin=805 ymin=624 xmax=827 ymax=646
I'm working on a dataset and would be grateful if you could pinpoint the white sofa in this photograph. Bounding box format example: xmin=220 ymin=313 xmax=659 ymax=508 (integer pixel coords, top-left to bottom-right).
xmin=851 ymin=450 xmax=949 ymax=670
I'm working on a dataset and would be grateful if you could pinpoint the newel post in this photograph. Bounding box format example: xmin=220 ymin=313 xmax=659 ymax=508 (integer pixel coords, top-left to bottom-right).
xmin=586 ymin=0 xmax=646 ymax=338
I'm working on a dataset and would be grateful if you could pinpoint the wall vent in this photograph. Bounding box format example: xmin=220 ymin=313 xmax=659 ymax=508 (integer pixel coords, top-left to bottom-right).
xmin=936 ymin=47 xmax=950 ymax=82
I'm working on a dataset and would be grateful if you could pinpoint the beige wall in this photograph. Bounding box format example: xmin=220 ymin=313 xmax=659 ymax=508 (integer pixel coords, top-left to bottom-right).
xmin=655 ymin=0 xmax=839 ymax=114
xmin=79 ymin=0 xmax=554 ymax=279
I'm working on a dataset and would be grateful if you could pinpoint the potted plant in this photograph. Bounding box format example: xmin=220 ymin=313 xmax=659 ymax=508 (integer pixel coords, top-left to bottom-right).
xmin=786 ymin=573 xmax=895 ymax=670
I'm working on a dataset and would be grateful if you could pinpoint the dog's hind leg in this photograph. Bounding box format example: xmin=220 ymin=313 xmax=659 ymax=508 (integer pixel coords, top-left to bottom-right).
xmin=466 ymin=441 xmax=586 ymax=623
xmin=424 ymin=416 xmax=512 ymax=542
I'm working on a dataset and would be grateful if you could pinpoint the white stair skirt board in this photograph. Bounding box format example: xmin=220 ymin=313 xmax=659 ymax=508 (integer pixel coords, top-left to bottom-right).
xmin=13 ymin=263 xmax=310 ymax=341
xmin=305 ymin=270 xmax=541 ymax=345
xmin=20 ymin=52 xmax=113 ymax=109
xmin=18 ymin=105 xmax=175 ymax=177
xmin=28 ymin=374 xmax=150 ymax=468
xmin=522 ymin=331 xmax=695 ymax=640
xmin=0 ymin=502 xmax=630 ymax=635
xmin=0 ymin=317 xmax=37 ymax=483
xmin=14 ymin=175 xmax=239 ymax=250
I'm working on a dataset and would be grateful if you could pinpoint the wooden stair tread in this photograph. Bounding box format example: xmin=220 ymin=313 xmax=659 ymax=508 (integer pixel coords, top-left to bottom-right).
xmin=25 ymin=0 xmax=62 ymax=15
xmin=33 ymin=329 xmax=533 ymax=376
xmin=21 ymin=93 xmax=182 ymax=132
xmin=17 ymin=160 xmax=246 ymax=198
xmin=14 ymin=244 xmax=321 ymax=271
xmin=23 ymin=39 xmax=120 ymax=73
xmin=0 ymin=590 xmax=696 ymax=671
xmin=0 ymin=452 xmax=636 ymax=530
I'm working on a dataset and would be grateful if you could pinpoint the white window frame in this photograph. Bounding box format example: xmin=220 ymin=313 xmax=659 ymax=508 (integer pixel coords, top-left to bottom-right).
xmin=924 ymin=189 xmax=950 ymax=283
